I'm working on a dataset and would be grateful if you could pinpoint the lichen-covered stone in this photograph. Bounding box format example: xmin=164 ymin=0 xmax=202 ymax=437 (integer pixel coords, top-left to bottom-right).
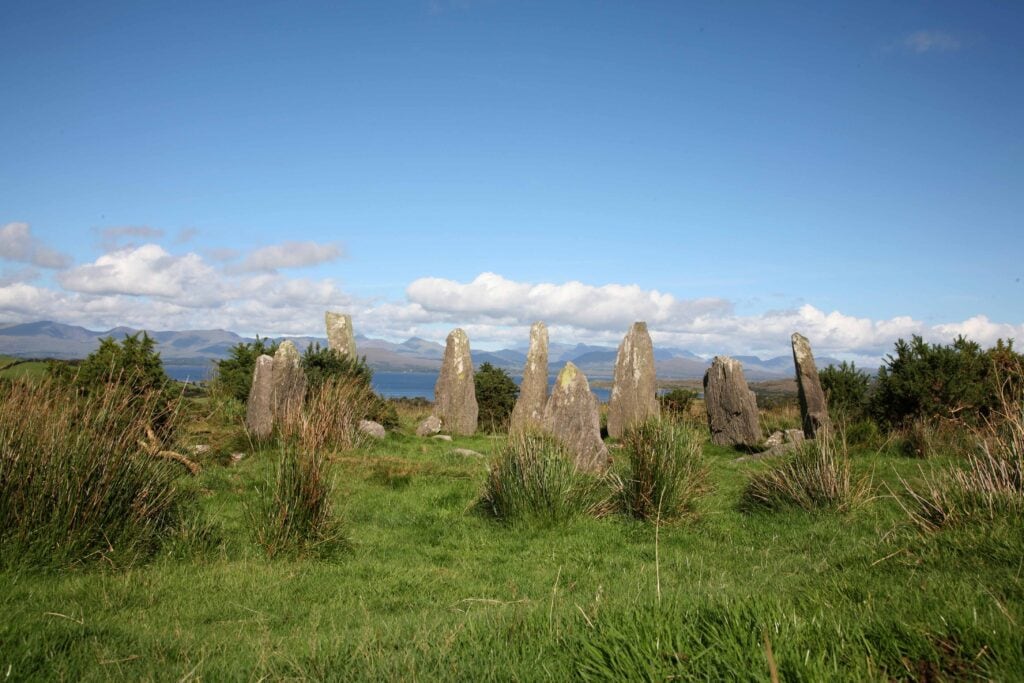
xmin=543 ymin=362 xmax=608 ymax=471
xmin=607 ymin=321 xmax=660 ymax=438
xmin=272 ymin=341 xmax=306 ymax=429
xmin=245 ymin=354 xmax=275 ymax=439
xmin=509 ymin=321 xmax=549 ymax=434
xmin=703 ymin=356 xmax=762 ymax=447
xmin=791 ymin=332 xmax=831 ymax=438
xmin=433 ymin=328 xmax=478 ymax=435
xmin=358 ymin=419 xmax=386 ymax=439
xmin=325 ymin=311 xmax=357 ymax=358
xmin=416 ymin=415 xmax=442 ymax=436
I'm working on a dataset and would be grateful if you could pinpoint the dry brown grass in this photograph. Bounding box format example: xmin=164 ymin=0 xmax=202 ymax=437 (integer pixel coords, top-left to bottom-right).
xmin=279 ymin=376 xmax=375 ymax=453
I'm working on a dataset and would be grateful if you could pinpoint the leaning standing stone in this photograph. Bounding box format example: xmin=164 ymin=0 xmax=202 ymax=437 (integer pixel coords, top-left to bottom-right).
xmin=509 ymin=321 xmax=549 ymax=434
xmin=325 ymin=311 xmax=358 ymax=359
xmin=272 ymin=341 xmax=306 ymax=429
xmin=791 ymin=332 xmax=831 ymax=438
xmin=432 ymin=328 xmax=478 ymax=436
xmin=543 ymin=362 xmax=608 ymax=471
xmin=607 ymin=321 xmax=660 ymax=438
xmin=703 ymin=356 xmax=762 ymax=447
xmin=245 ymin=354 xmax=275 ymax=439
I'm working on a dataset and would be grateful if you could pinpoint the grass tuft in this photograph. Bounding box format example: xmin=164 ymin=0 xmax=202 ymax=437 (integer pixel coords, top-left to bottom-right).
xmin=619 ymin=419 xmax=710 ymax=523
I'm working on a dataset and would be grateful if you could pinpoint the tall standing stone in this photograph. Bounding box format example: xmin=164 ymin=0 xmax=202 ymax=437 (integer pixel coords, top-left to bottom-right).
xmin=272 ymin=341 xmax=306 ymax=428
xmin=433 ymin=328 xmax=478 ymax=435
xmin=509 ymin=321 xmax=549 ymax=434
xmin=607 ymin=321 xmax=660 ymax=438
xmin=703 ymin=356 xmax=762 ymax=447
xmin=791 ymin=332 xmax=831 ymax=438
xmin=325 ymin=311 xmax=357 ymax=359
xmin=543 ymin=362 xmax=608 ymax=471
xmin=245 ymin=354 xmax=275 ymax=439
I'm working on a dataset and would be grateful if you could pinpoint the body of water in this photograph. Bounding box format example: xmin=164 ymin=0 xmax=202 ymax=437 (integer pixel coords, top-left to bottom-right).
xmin=372 ymin=371 xmax=612 ymax=402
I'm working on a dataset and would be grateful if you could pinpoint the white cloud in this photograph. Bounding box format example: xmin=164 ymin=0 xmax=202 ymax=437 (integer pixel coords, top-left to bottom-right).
xmin=904 ymin=30 xmax=961 ymax=53
xmin=238 ymin=241 xmax=343 ymax=273
xmin=0 ymin=222 xmax=71 ymax=269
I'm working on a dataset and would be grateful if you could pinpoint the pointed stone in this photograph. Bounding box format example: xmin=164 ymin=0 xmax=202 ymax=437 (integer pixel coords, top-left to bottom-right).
xmin=245 ymin=354 xmax=275 ymax=439
xmin=703 ymin=356 xmax=762 ymax=447
xmin=432 ymin=328 xmax=478 ymax=435
xmin=272 ymin=341 xmax=306 ymax=429
xmin=509 ymin=321 xmax=549 ymax=434
xmin=325 ymin=311 xmax=357 ymax=358
xmin=607 ymin=321 xmax=660 ymax=438
xmin=543 ymin=362 xmax=608 ymax=471
xmin=791 ymin=332 xmax=831 ymax=438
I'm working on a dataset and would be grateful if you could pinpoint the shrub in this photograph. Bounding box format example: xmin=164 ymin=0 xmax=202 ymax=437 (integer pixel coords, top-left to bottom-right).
xmin=819 ymin=361 xmax=871 ymax=421
xmin=741 ymin=434 xmax=865 ymax=513
xmin=475 ymin=362 xmax=519 ymax=433
xmin=301 ymin=343 xmax=397 ymax=429
xmin=658 ymin=388 xmax=697 ymax=419
xmin=619 ymin=419 xmax=709 ymax=523
xmin=211 ymin=336 xmax=279 ymax=402
xmin=0 ymin=378 xmax=192 ymax=569
xmin=479 ymin=434 xmax=609 ymax=525
xmin=250 ymin=447 xmax=348 ymax=559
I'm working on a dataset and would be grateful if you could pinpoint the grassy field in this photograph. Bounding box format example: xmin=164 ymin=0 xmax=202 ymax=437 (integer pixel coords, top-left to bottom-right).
xmin=2 ymin=404 xmax=1023 ymax=681
xmin=0 ymin=355 xmax=49 ymax=380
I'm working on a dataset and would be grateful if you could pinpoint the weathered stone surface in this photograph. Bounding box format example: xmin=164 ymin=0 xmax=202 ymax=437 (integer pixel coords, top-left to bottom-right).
xmin=432 ymin=434 xmax=452 ymax=442
xmin=791 ymin=332 xmax=832 ymax=438
xmin=272 ymin=341 xmax=306 ymax=428
xmin=325 ymin=311 xmax=357 ymax=358
xmin=765 ymin=431 xmax=785 ymax=448
xmin=784 ymin=428 xmax=805 ymax=445
xmin=543 ymin=362 xmax=608 ymax=471
xmin=452 ymin=448 xmax=484 ymax=458
xmin=417 ymin=416 xmax=442 ymax=436
xmin=245 ymin=354 xmax=275 ymax=439
xmin=358 ymin=419 xmax=386 ymax=439
xmin=703 ymin=356 xmax=762 ymax=447
xmin=607 ymin=321 xmax=660 ymax=438
xmin=433 ymin=328 xmax=478 ymax=436
xmin=509 ymin=321 xmax=549 ymax=434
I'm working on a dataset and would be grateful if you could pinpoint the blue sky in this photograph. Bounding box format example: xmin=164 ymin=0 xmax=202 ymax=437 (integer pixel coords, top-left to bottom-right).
xmin=1 ymin=1 xmax=1022 ymax=359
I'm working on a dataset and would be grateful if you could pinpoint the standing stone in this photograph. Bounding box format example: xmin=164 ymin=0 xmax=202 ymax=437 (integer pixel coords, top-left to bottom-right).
xmin=325 ymin=311 xmax=357 ymax=359
xmin=245 ymin=354 xmax=275 ymax=439
xmin=543 ymin=362 xmax=608 ymax=471
xmin=703 ymin=356 xmax=762 ymax=447
xmin=272 ymin=341 xmax=306 ymax=429
xmin=432 ymin=328 xmax=478 ymax=436
xmin=791 ymin=332 xmax=832 ymax=438
xmin=509 ymin=321 xmax=549 ymax=434
xmin=607 ymin=322 xmax=660 ymax=438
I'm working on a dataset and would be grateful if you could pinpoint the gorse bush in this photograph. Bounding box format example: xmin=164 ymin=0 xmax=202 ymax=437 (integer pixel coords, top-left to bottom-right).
xmin=0 ymin=378 xmax=192 ymax=569
xmin=251 ymin=447 xmax=348 ymax=559
xmin=620 ymin=419 xmax=709 ymax=523
xmin=213 ymin=336 xmax=279 ymax=402
xmin=657 ymin=388 xmax=698 ymax=420
xmin=741 ymin=434 xmax=864 ymax=513
xmin=480 ymin=434 xmax=610 ymax=525
xmin=474 ymin=362 xmax=519 ymax=433
xmin=819 ymin=361 xmax=871 ymax=422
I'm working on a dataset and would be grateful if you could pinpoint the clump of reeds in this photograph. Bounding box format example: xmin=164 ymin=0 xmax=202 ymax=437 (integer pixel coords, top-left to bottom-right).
xmin=619 ymin=419 xmax=709 ymax=523
xmin=741 ymin=431 xmax=866 ymax=513
xmin=479 ymin=433 xmax=611 ymax=525
xmin=0 ymin=378 xmax=190 ymax=569
xmin=250 ymin=447 xmax=349 ymax=559
xmin=282 ymin=376 xmax=374 ymax=453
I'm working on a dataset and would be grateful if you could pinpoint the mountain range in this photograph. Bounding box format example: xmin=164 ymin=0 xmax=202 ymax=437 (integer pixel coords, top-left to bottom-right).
xmin=0 ymin=320 xmax=836 ymax=380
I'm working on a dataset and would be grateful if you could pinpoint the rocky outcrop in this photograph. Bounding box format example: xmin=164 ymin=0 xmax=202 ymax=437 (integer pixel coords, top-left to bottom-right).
xmin=703 ymin=356 xmax=761 ymax=447
xmin=509 ymin=321 xmax=549 ymax=434
xmin=245 ymin=354 xmax=275 ymax=439
xmin=607 ymin=322 xmax=660 ymax=438
xmin=791 ymin=332 xmax=831 ymax=438
xmin=543 ymin=362 xmax=608 ymax=471
xmin=432 ymin=328 xmax=478 ymax=435
xmin=325 ymin=311 xmax=357 ymax=359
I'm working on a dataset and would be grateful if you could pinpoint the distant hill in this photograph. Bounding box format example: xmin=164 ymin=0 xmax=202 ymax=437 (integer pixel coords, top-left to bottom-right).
xmin=0 ymin=320 xmax=837 ymax=379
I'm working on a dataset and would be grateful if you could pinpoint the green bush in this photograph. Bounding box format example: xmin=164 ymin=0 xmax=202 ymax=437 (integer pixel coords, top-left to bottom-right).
xmin=479 ymin=434 xmax=608 ymax=525
xmin=474 ymin=362 xmax=519 ymax=433
xmin=658 ymin=388 xmax=697 ymax=419
xmin=819 ymin=361 xmax=871 ymax=421
xmin=250 ymin=447 xmax=348 ymax=559
xmin=619 ymin=419 xmax=709 ymax=523
xmin=0 ymin=378 xmax=194 ymax=569
xmin=212 ymin=336 xmax=279 ymax=402
xmin=871 ymin=335 xmax=1023 ymax=428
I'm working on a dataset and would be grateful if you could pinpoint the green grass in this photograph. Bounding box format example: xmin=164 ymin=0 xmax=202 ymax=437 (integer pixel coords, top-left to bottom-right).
xmin=0 ymin=355 xmax=49 ymax=380
xmin=2 ymin=425 xmax=1023 ymax=679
